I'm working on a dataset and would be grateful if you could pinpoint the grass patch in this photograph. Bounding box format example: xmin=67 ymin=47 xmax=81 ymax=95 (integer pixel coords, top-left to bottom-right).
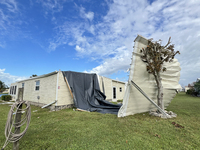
xmin=110 ymin=102 xmax=118 ymax=104
xmin=0 ymin=92 xmax=200 ymax=149
xmin=117 ymin=99 xmax=123 ymax=102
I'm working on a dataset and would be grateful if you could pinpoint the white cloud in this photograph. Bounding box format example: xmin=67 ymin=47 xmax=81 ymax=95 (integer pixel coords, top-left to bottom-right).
xmin=0 ymin=0 xmax=18 ymax=12
xmin=79 ymin=6 xmax=94 ymax=21
xmin=37 ymin=0 xmax=65 ymax=14
xmin=0 ymin=69 xmax=27 ymax=86
xmin=0 ymin=0 xmax=27 ymax=44
xmin=48 ymin=0 xmax=200 ymax=86
xmin=75 ymin=45 xmax=85 ymax=52
xmin=87 ymin=46 xmax=131 ymax=75
xmin=85 ymin=12 xmax=94 ymax=21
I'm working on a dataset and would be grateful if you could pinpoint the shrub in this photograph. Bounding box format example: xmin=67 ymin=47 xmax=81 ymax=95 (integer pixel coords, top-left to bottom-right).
xmin=186 ymin=89 xmax=195 ymax=95
xmin=186 ymin=88 xmax=199 ymax=96
xmin=1 ymin=95 xmax=12 ymax=101
xmin=194 ymin=80 xmax=200 ymax=95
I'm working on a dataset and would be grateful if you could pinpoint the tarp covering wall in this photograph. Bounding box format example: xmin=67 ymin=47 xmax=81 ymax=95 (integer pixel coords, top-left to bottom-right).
xmin=118 ymin=35 xmax=181 ymax=117
xmin=62 ymin=71 xmax=121 ymax=114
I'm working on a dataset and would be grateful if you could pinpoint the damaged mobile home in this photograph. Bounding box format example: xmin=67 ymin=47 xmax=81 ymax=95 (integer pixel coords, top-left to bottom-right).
xmin=118 ymin=35 xmax=181 ymax=117
xmin=9 ymin=35 xmax=181 ymax=116
xmin=9 ymin=71 xmax=125 ymax=113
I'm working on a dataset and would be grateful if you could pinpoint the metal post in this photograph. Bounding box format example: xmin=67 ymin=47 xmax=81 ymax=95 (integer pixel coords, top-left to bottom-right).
xmin=130 ymin=80 xmax=170 ymax=118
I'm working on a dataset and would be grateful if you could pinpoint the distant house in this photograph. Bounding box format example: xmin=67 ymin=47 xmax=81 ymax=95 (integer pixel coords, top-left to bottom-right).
xmin=9 ymin=70 xmax=126 ymax=110
xmin=184 ymin=86 xmax=190 ymax=92
xmin=2 ymin=89 xmax=9 ymax=94
xmin=185 ymin=79 xmax=200 ymax=92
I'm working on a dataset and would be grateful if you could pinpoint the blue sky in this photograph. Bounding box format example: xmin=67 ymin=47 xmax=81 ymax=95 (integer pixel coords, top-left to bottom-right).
xmin=1 ymin=0 xmax=200 ymax=87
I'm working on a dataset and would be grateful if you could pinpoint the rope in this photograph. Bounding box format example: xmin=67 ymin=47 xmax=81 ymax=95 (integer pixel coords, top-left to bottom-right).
xmin=1 ymin=101 xmax=31 ymax=150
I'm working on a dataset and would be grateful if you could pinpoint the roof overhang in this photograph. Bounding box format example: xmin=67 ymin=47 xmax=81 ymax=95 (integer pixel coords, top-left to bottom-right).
xmin=14 ymin=71 xmax=58 ymax=83
xmin=134 ymin=34 xmax=149 ymax=43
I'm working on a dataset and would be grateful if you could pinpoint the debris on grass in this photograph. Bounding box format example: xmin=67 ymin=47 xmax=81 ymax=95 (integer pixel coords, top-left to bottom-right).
xmin=154 ymin=134 xmax=161 ymax=138
xmin=149 ymin=110 xmax=177 ymax=118
xmin=172 ymin=122 xmax=184 ymax=128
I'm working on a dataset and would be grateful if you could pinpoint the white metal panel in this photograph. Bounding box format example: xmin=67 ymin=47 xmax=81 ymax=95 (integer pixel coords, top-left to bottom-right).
xmin=118 ymin=35 xmax=181 ymax=117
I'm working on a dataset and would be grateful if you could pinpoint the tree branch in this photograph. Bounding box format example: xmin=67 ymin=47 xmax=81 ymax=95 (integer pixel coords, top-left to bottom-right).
xmin=164 ymin=37 xmax=171 ymax=48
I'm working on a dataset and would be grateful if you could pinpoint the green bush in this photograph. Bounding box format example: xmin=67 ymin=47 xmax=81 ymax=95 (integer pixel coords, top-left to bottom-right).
xmin=186 ymin=88 xmax=199 ymax=96
xmin=1 ymin=95 xmax=12 ymax=101
xmin=194 ymin=80 xmax=200 ymax=95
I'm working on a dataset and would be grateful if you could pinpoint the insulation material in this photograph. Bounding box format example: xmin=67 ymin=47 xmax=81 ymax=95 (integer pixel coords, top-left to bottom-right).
xmin=118 ymin=35 xmax=181 ymax=117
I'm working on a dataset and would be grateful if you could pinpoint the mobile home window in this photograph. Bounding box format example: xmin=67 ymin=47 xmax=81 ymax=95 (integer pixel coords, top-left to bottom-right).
xmin=22 ymin=83 xmax=24 ymax=88
xmin=14 ymin=86 xmax=17 ymax=95
xmin=11 ymin=86 xmax=14 ymax=95
xmin=9 ymin=86 xmax=12 ymax=94
xmin=120 ymin=87 xmax=122 ymax=92
xmin=35 ymin=81 xmax=40 ymax=91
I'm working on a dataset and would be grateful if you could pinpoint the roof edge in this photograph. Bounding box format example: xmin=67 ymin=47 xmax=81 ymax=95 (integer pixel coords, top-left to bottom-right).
xmin=134 ymin=34 xmax=149 ymax=42
xmin=14 ymin=71 xmax=58 ymax=83
xmin=99 ymin=75 xmax=126 ymax=84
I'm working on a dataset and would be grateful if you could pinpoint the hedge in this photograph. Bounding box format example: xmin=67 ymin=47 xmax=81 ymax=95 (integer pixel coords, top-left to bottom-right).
xmin=1 ymin=95 xmax=12 ymax=101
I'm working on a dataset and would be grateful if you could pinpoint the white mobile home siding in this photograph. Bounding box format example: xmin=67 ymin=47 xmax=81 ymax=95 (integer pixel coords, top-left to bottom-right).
xmin=112 ymin=81 xmax=125 ymax=101
xmin=57 ymin=71 xmax=73 ymax=106
xmin=10 ymin=72 xmax=58 ymax=105
xmin=24 ymin=74 xmax=57 ymax=105
xmin=10 ymin=71 xmax=125 ymax=110
xmin=98 ymin=76 xmax=113 ymax=101
xmin=98 ymin=76 xmax=125 ymax=102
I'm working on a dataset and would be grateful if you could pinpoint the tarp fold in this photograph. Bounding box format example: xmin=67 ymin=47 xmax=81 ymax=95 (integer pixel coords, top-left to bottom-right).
xmin=62 ymin=71 xmax=121 ymax=114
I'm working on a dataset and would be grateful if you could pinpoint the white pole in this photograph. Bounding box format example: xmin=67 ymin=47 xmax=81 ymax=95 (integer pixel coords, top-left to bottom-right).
xmin=131 ymin=80 xmax=170 ymax=118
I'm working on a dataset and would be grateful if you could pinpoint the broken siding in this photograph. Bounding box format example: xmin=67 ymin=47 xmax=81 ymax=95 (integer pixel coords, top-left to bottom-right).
xmin=99 ymin=76 xmax=113 ymax=101
xmin=118 ymin=35 xmax=181 ymax=117
xmin=57 ymin=71 xmax=73 ymax=106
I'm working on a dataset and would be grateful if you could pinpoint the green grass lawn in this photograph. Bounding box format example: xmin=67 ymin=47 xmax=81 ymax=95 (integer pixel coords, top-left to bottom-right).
xmin=0 ymin=92 xmax=200 ymax=150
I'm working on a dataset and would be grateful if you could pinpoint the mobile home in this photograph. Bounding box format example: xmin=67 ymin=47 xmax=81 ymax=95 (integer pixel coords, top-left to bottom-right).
xmin=10 ymin=70 xmax=125 ymax=110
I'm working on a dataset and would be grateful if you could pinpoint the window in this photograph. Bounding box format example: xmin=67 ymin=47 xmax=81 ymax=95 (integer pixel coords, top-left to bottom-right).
xmin=113 ymin=87 xmax=116 ymax=99
xmin=14 ymin=86 xmax=17 ymax=95
xmin=22 ymin=83 xmax=24 ymax=88
xmin=120 ymin=87 xmax=122 ymax=92
xmin=9 ymin=86 xmax=12 ymax=94
xmin=10 ymin=86 xmax=17 ymax=95
xmin=35 ymin=81 xmax=40 ymax=91
xmin=11 ymin=86 xmax=14 ymax=95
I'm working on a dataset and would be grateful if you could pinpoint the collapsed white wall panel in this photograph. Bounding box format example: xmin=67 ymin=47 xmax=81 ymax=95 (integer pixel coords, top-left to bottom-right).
xmin=118 ymin=35 xmax=181 ymax=117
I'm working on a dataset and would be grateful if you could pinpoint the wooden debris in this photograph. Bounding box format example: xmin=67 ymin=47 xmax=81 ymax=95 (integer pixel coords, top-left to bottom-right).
xmin=172 ymin=122 xmax=184 ymax=128
xmin=154 ymin=134 xmax=161 ymax=138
